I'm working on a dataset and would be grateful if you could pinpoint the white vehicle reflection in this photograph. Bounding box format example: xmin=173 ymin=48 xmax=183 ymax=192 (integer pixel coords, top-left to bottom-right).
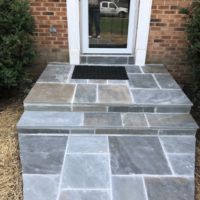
xmin=100 ymin=1 xmax=128 ymax=17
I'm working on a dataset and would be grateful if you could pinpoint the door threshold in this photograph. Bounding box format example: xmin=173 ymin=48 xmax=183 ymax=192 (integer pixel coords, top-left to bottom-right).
xmin=80 ymin=54 xmax=135 ymax=65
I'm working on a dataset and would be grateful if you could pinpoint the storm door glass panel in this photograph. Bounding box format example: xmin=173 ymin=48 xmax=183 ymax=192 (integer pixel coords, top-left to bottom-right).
xmin=88 ymin=0 xmax=130 ymax=48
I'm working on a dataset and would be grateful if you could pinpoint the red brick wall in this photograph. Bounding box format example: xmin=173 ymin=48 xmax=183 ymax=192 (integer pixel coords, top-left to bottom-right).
xmin=147 ymin=0 xmax=192 ymax=84
xmin=30 ymin=0 xmax=68 ymax=63
xmin=30 ymin=0 xmax=192 ymax=84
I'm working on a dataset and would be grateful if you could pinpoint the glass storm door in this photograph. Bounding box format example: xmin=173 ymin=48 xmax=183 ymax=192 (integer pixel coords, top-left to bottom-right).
xmin=81 ymin=0 xmax=139 ymax=54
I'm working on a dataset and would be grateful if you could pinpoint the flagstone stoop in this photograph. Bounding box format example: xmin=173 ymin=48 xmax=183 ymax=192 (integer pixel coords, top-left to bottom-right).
xmin=17 ymin=63 xmax=198 ymax=200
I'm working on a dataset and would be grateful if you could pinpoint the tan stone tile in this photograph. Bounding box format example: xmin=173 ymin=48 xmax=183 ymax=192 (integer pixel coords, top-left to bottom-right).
xmin=24 ymin=83 xmax=75 ymax=104
xmin=98 ymin=85 xmax=132 ymax=104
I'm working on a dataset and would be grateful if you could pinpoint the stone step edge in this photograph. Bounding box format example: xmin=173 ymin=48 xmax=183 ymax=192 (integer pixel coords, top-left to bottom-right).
xmin=17 ymin=111 xmax=199 ymax=130
xmin=17 ymin=126 xmax=197 ymax=135
xmin=17 ymin=128 xmax=197 ymax=135
xmin=23 ymin=103 xmax=192 ymax=113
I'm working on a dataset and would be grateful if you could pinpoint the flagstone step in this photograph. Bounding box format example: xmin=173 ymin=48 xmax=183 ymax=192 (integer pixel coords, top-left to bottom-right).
xmin=19 ymin=134 xmax=196 ymax=200
xmin=17 ymin=111 xmax=198 ymax=134
xmin=23 ymin=63 xmax=193 ymax=113
xmin=17 ymin=62 xmax=198 ymax=200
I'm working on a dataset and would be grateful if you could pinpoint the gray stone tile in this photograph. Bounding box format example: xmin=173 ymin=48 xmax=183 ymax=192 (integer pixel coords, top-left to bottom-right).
xmin=17 ymin=111 xmax=84 ymax=129
xmin=24 ymin=84 xmax=75 ymax=104
xmin=126 ymin=66 xmax=141 ymax=73
xmin=61 ymin=154 xmax=110 ymax=189
xmin=99 ymin=85 xmax=132 ymax=104
xmin=19 ymin=135 xmax=67 ymax=153
xmin=59 ymin=190 xmax=110 ymax=200
xmin=128 ymin=57 xmax=135 ymax=64
xmin=143 ymin=107 xmax=155 ymax=112
xmin=142 ymin=64 xmax=168 ymax=73
xmin=67 ymin=136 xmax=108 ymax=153
xmin=154 ymin=74 xmax=180 ymax=89
xmin=84 ymin=113 xmax=122 ymax=127
xmin=159 ymin=130 xmax=196 ymax=135
xmin=131 ymin=89 xmax=192 ymax=105
xmin=70 ymin=129 xmax=95 ymax=134
xmin=107 ymin=80 xmax=127 ymax=84
xmin=156 ymin=106 xmax=191 ymax=113
xmin=168 ymin=154 xmax=195 ymax=175
xmin=145 ymin=177 xmax=194 ymax=200
xmin=23 ymin=175 xmax=59 ymax=200
xmin=73 ymin=106 xmax=107 ymax=112
xmin=108 ymin=106 xmax=155 ymax=113
xmin=122 ymin=113 xmax=148 ymax=127
xmin=108 ymin=106 xmax=144 ymax=112
xmin=70 ymin=79 xmax=87 ymax=84
xmin=128 ymin=74 xmax=159 ymax=88
xmin=112 ymin=176 xmax=146 ymax=200
xmin=108 ymin=106 xmax=143 ymax=112
xmin=19 ymin=136 xmax=67 ymax=174
xmin=81 ymin=56 xmax=87 ymax=64
xmin=74 ymin=84 xmax=96 ymax=103
xmin=109 ymin=136 xmax=171 ymax=175
xmin=38 ymin=65 xmax=71 ymax=83
xmin=19 ymin=129 xmax=70 ymax=134
xmin=25 ymin=105 xmax=71 ymax=112
xmin=21 ymin=151 xmax=65 ymax=174
xmin=96 ymin=129 xmax=158 ymax=135
xmin=146 ymin=114 xmax=198 ymax=129
xmin=88 ymin=79 xmax=107 ymax=84
xmin=87 ymin=56 xmax=128 ymax=64
xmin=160 ymin=136 xmax=196 ymax=153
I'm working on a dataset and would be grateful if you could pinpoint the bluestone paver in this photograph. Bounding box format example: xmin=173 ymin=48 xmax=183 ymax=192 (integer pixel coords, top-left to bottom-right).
xmin=109 ymin=136 xmax=171 ymax=175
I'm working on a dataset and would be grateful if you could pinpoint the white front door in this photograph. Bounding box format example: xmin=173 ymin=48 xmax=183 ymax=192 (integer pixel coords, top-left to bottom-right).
xmin=80 ymin=0 xmax=139 ymax=54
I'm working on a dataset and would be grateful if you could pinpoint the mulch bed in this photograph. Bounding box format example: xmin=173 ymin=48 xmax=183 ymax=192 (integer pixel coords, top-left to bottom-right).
xmin=0 ymin=98 xmax=23 ymax=200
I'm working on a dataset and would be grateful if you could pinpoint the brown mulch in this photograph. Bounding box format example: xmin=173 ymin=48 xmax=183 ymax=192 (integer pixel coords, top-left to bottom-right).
xmin=0 ymin=98 xmax=23 ymax=200
xmin=0 ymin=97 xmax=199 ymax=200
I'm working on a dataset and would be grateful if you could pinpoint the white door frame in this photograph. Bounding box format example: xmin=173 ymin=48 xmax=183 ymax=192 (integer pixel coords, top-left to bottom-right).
xmin=67 ymin=0 xmax=153 ymax=65
xmin=80 ymin=0 xmax=138 ymax=54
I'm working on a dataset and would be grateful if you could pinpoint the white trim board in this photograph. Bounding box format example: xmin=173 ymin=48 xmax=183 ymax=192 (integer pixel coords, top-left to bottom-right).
xmin=67 ymin=0 xmax=153 ymax=65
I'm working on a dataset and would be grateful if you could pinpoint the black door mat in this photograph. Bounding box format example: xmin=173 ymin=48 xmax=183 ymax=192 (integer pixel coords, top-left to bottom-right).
xmin=72 ymin=65 xmax=128 ymax=80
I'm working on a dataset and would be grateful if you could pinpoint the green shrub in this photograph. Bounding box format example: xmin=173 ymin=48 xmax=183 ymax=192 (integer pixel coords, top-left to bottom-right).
xmin=180 ymin=1 xmax=200 ymax=104
xmin=0 ymin=0 xmax=35 ymax=90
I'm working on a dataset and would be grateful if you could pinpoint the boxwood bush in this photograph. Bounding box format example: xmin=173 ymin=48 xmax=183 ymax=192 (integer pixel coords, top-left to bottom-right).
xmin=180 ymin=1 xmax=200 ymax=105
xmin=0 ymin=0 xmax=35 ymax=90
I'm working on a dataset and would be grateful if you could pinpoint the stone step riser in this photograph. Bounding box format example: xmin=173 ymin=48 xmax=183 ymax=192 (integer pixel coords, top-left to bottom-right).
xmin=18 ymin=128 xmax=197 ymax=136
xmin=81 ymin=55 xmax=135 ymax=65
xmin=24 ymin=104 xmax=191 ymax=113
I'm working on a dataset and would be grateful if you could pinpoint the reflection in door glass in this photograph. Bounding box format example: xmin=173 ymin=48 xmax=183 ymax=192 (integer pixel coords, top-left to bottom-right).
xmin=88 ymin=0 xmax=130 ymax=48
